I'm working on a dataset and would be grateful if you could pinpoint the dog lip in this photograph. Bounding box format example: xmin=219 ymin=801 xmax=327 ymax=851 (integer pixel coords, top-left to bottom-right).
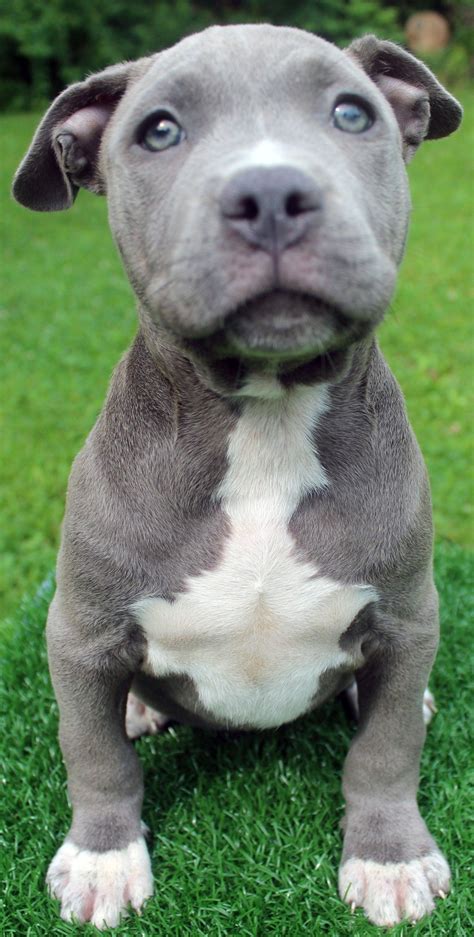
xmin=221 ymin=289 xmax=352 ymax=358
xmin=225 ymin=289 xmax=342 ymax=324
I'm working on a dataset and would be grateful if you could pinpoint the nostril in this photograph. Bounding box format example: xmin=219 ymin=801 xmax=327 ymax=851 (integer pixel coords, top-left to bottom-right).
xmin=285 ymin=190 xmax=316 ymax=217
xmin=286 ymin=191 xmax=302 ymax=217
xmin=230 ymin=195 xmax=259 ymax=221
xmin=241 ymin=195 xmax=259 ymax=220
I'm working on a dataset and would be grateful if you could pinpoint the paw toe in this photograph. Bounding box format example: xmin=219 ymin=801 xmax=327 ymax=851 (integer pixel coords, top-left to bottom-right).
xmin=421 ymin=851 xmax=451 ymax=892
xmin=403 ymin=873 xmax=434 ymax=922
xmin=339 ymin=858 xmax=365 ymax=905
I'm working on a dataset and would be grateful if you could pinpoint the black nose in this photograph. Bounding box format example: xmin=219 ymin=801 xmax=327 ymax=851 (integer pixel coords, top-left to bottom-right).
xmin=220 ymin=166 xmax=323 ymax=253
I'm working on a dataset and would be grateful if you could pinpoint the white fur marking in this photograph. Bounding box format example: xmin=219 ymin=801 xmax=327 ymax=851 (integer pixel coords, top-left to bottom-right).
xmin=339 ymin=853 xmax=450 ymax=926
xmin=233 ymin=373 xmax=288 ymax=400
xmin=223 ymin=138 xmax=307 ymax=176
xmin=133 ymin=385 xmax=377 ymax=728
xmin=245 ymin=139 xmax=288 ymax=167
xmin=46 ymin=836 xmax=153 ymax=929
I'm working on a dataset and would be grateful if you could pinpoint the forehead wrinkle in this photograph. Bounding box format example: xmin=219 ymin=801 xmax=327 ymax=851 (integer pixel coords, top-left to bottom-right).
xmin=133 ymin=69 xmax=209 ymax=116
xmin=285 ymin=53 xmax=349 ymax=88
xmin=283 ymin=51 xmax=379 ymax=102
xmin=140 ymin=29 xmax=345 ymax=103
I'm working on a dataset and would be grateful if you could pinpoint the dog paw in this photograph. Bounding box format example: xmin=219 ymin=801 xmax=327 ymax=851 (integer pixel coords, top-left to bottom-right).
xmin=46 ymin=835 xmax=153 ymax=928
xmin=341 ymin=684 xmax=437 ymax=726
xmin=126 ymin=692 xmax=169 ymax=739
xmin=423 ymin=688 xmax=437 ymax=725
xmin=339 ymin=852 xmax=450 ymax=926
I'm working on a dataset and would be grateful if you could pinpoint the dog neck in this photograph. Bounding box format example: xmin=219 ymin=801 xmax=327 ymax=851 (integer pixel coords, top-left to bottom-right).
xmin=137 ymin=308 xmax=377 ymax=410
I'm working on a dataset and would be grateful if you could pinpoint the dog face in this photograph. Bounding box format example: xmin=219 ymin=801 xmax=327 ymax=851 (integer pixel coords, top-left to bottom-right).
xmin=104 ymin=28 xmax=406 ymax=360
xmin=13 ymin=26 xmax=461 ymax=391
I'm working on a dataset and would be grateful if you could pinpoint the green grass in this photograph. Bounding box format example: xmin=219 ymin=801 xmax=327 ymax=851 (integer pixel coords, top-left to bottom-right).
xmin=0 ymin=90 xmax=473 ymax=619
xmin=0 ymin=82 xmax=473 ymax=933
xmin=0 ymin=90 xmax=474 ymax=612
xmin=380 ymin=87 xmax=474 ymax=549
xmin=0 ymin=542 xmax=472 ymax=935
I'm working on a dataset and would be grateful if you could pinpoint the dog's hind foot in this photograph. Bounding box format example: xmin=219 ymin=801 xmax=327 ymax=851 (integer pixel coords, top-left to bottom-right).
xmin=125 ymin=692 xmax=170 ymax=739
xmin=422 ymin=688 xmax=437 ymax=725
xmin=341 ymin=681 xmax=437 ymax=726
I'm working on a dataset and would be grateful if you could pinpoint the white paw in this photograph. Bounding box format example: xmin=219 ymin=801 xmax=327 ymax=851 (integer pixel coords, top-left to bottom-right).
xmin=46 ymin=835 xmax=153 ymax=929
xmin=423 ymin=688 xmax=437 ymax=725
xmin=126 ymin=692 xmax=169 ymax=739
xmin=339 ymin=852 xmax=450 ymax=926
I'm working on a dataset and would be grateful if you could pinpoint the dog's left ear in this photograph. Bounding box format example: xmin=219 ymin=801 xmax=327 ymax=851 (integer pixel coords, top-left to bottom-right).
xmin=346 ymin=35 xmax=462 ymax=161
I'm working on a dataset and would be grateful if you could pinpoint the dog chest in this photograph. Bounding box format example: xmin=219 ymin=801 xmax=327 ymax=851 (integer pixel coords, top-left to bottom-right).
xmin=132 ymin=383 xmax=377 ymax=728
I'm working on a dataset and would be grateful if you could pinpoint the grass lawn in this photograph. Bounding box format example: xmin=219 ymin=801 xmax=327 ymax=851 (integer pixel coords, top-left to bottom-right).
xmin=0 ymin=542 xmax=472 ymax=935
xmin=0 ymin=90 xmax=473 ymax=620
xmin=0 ymin=84 xmax=473 ymax=935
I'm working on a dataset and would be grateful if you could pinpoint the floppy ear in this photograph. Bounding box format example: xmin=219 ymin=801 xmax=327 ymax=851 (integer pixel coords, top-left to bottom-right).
xmin=346 ymin=35 xmax=463 ymax=162
xmin=12 ymin=59 xmax=147 ymax=211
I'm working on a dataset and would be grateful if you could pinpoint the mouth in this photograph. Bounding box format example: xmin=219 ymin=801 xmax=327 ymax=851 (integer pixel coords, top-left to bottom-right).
xmin=225 ymin=291 xmax=338 ymax=358
xmin=193 ymin=290 xmax=368 ymax=366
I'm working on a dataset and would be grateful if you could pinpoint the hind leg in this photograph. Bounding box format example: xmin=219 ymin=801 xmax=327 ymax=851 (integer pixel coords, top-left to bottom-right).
xmin=125 ymin=692 xmax=170 ymax=739
xmin=341 ymin=680 xmax=437 ymax=726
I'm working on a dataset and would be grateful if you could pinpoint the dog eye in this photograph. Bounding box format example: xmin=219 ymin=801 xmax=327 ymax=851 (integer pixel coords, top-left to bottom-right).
xmin=139 ymin=113 xmax=185 ymax=151
xmin=333 ymin=100 xmax=373 ymax=134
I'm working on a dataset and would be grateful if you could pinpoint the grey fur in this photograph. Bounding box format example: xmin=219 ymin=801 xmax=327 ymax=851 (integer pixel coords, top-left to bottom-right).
xmin=12 ymin=25 xmax=461 ymax=928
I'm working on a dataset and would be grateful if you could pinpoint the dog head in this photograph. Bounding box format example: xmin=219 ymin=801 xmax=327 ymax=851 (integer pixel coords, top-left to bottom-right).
xmin=13 ymin=26 xmax=461 ymax=393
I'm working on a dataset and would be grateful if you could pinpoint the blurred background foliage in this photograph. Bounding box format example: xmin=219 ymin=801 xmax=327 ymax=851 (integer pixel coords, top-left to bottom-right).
xmin=0 ymin=0 xmax=472 ymax=111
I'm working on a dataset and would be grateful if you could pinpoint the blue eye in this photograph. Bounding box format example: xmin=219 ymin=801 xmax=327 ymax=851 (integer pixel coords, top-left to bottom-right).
xmin=140 ymin=113 xmax=185 ymax=151
xmin=333 ymin=100 xmax=373 ymax=134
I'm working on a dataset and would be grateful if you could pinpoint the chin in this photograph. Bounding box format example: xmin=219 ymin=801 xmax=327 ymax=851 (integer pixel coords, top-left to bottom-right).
xmin=180 ymin=290 xmax=373 ymax=395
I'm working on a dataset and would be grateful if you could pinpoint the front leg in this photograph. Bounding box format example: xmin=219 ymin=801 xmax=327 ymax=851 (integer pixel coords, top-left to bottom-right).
xmin=339 ymin=591 xmax=449 ymax=926
xmin=45 ymin=595 xmax=153 ymax=929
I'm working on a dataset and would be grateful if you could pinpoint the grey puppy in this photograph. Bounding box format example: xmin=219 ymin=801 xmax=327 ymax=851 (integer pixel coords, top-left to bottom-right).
xmin=13 ymin=24 xmax=462 ymax=930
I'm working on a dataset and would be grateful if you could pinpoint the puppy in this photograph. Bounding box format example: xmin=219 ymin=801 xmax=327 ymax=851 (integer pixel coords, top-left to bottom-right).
xmin=13 ymin=25 xmax=462 ymax=929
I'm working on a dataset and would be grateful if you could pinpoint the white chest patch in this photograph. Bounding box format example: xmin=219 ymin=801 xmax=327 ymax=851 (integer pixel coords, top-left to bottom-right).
xmin=132 ymin=382 xmax=377 ymax=729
